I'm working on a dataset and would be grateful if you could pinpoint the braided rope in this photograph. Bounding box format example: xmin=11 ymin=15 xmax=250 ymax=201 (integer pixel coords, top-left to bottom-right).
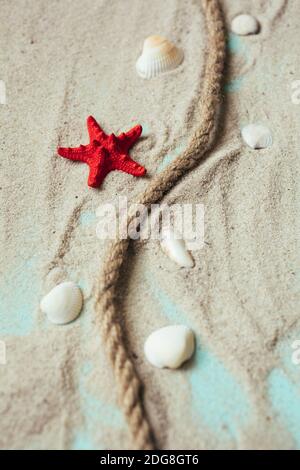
xmin=95 ymin=0 xmax=226 ymax=450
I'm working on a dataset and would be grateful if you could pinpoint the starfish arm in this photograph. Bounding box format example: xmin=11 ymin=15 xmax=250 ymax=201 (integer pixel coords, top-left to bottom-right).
xmin=87 ymin=116 xmax=107 ymax=143
xmin=87 ymin=163 xmax=109 ymax=188
xmin=57 ymin=144 xmax=95 ymax=163
xmin=115 ymin=155 xmax=146 ymax=177
xmin=86 ymin=148 xmax=109 ymax=187
xmin=118 ymin=124 xmax=142 ymax=151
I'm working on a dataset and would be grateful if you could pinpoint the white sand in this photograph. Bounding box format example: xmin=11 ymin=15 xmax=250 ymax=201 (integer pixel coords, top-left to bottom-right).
xmin=0 ymin=0 xmax=299 ymax=449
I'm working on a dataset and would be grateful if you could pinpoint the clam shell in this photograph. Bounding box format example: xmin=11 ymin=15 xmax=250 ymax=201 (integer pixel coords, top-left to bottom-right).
xmin=241 ymin=123 xmax=272 ymax=149
xmin=231 ymin=14 xmax=259 ymax=36
xmin=40 ymin=281 xmax=83 ymax=325
xmin=160 ymin=228 xmax=194 ymax=268
xmin=144 ymin=325 xmax=195 ymax=369
xmin=136 ymin=35 xmax=184 ymax=79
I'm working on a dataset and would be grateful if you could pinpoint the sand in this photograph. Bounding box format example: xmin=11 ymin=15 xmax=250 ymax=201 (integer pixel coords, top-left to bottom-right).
xmin=0 ymin=0 xmax=299 ymax=450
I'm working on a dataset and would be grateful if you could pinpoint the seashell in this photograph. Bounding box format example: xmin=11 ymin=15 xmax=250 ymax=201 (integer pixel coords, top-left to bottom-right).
xmin=40 ymin=281 xmax=83 ymax=325
xmin=160 ymin=228 xmax=194 ymax=268
xmin=136 ymin=35 xmax=184 ymax=79
xmin=231 ymin=14 xmax=259 ymax=36
xmin=241 ymin=123 xmax=272 ymax=149
xmin=144 ymin=325 xmax=195 ymax=369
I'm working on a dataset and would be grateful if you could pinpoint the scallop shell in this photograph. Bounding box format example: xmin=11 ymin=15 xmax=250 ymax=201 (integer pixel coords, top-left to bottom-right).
xmin=160 ymin=228 xmax=194 ymax=268
xmin=136 ymin=35 xmax=184 ymax=79
xmin=241 ymin=123 xmax=273 ymax=149
xmin=144 ymin=325 xmax=195 ymax=369
xmin=40 ymin=281 xmax=83 ymax=325
xmin=231 ymin=14 xmax=259 ymax=36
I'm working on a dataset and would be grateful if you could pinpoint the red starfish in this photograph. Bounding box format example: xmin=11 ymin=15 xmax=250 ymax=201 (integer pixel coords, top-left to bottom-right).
xmin=57 ymin=116 xmax=146 ymax=188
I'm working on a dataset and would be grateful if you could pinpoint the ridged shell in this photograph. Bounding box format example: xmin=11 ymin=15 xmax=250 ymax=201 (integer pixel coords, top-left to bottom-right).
xmin=144 ymin=325 xmax=195 ymax=369
xmin=241 ymin=123 xmax=273 ymax=149
xmin=136 ymin=35 xmax=184 ymax=79
xmin=40 ymin=281 xmax=83 ymax=325
xmin=160 ymin=228 xmax=194 ymax=268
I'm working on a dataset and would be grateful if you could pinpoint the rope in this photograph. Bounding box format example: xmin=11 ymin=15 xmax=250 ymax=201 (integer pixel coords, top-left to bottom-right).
xmin=95 ymin=0 xmax=226 ymax=450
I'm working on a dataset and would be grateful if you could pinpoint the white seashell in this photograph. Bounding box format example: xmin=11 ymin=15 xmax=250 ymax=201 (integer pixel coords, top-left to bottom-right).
xmin=241 ymin=123 xmax=273 ymax=149
xmin=136 ymin=35 xmax=184 ymax=79
xmin=144 ymin=325 xmax=195 ymax=369
xmin=231 ymin=14 xmax=259 ymax=36
xmin=40 ymin=281 xmax=83 ymax=325
xmin=160 ymin=228 xmax=194 ymax=268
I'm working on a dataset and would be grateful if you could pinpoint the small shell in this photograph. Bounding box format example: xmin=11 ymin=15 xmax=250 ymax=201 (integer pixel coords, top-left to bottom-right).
xmin=144 ymin=325 xmax=195 ymax=369
xmin=136 ymin=35 xmax=184 ymax=79
xmin=241 ymin=123 xmax=273 ymax=149
xmin=231 ymin=14 xmax=259 ymax=36
xmin=160 ymin=228 xmax=194 ymax=268
xmin=40 ymin=281 xmax=83 ymax=325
